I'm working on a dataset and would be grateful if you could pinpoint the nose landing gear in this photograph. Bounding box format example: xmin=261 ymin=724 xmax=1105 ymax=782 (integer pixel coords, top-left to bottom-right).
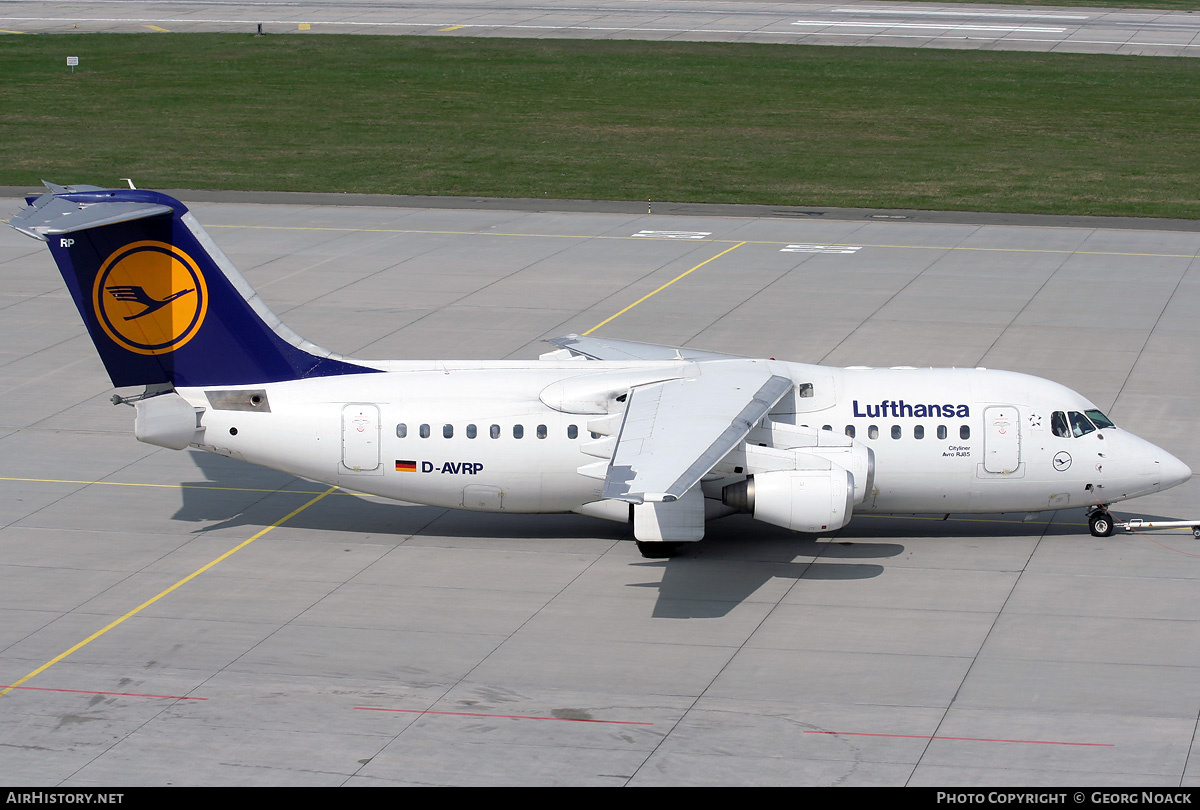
xmin=1088 ymin=507 xmax=1115 ymax=537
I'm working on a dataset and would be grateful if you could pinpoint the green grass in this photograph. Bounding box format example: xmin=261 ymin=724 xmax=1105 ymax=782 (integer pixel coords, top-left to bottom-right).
xmin=944 ymin=0 xmax=1197 ymax=7
xmin=2 ymin=34 xmax=1199 ymax=217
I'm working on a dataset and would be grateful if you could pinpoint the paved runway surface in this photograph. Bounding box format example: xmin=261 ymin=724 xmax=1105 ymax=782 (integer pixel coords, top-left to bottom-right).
xmin=1 ymin=193 xmax=1198 ymax=785
xmin=5 ymin=0 xmax=1200 ymax=57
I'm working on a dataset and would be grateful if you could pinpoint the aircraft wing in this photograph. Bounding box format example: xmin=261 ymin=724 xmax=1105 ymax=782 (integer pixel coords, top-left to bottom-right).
xmin=602 ymin=363 xmax=792 ymax=503
xmin=546 ymin=334 xmax=740 ymax=362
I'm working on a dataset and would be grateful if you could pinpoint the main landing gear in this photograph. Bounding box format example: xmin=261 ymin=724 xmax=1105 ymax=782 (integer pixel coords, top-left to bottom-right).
xmin=1087 ymin=506 xmax=1115 ymax=537
xmin=636 ymin=541 xmax=684 ymax=559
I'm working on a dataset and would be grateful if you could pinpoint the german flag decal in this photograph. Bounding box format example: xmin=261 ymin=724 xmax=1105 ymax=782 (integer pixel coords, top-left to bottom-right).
xmin=395 ymin=460 xmax=417 ymax=472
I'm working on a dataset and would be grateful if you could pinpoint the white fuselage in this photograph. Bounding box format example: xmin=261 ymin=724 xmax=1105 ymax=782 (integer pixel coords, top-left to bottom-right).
xmin=177 ymin=359 xmax=1190 ymax=522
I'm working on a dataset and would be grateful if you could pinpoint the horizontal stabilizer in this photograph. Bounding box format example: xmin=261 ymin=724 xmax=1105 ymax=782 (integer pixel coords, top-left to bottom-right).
xmin=11 ymin=193 xmax=173 ymax=240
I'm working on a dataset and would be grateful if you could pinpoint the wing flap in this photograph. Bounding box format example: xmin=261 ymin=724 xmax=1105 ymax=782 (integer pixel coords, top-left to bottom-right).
xmin=602 ymin=363 xmax=792 ymax=503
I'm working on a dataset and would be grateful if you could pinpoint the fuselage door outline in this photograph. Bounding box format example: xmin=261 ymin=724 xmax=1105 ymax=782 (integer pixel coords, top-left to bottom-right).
xmin=983 ymin=405 xmax=1021 ymax=475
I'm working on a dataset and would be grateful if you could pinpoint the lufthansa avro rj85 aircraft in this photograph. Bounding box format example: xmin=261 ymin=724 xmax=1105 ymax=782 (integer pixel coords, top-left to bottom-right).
xmin=10 ymin=184 xmax=1193 ymax=556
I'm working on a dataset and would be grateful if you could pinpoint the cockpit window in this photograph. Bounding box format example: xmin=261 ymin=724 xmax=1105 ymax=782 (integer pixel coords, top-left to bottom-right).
xmin=1051 ymin=411 xmax=1070 ymax=438
xmin=1053 ymin=409 xmax=1112 ymax=438
xmin=1069 ymin=411 xmax=1096 ymax=437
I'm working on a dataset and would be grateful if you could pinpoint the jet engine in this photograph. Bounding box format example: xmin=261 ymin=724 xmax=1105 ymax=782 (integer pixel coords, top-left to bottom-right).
xmin=722 ymin=467 xmax=853 ymax=533
xmin=134 ymin=393 xmax=204 ymax=450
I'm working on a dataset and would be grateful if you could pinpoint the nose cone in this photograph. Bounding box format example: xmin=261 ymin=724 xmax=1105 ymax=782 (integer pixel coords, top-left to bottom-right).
xmin=1106 ymin=431 xmax=1192 ymax=500
xmin=1159 ymin=450 xmax=1193 ymax=491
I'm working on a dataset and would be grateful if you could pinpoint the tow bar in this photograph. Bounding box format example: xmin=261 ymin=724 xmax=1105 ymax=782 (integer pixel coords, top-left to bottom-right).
xmin=1116 ymin=518 xmax=1200 ymax=538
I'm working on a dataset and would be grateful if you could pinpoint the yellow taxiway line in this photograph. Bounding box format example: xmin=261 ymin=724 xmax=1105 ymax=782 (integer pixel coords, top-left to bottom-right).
xmin=584 ymin=241 xmax=746 ymax=335
xmin=0 ymin=486 xmax=340 ymax=697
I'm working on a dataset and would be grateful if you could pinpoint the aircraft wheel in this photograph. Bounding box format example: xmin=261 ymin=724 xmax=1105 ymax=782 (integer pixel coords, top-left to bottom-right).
xmin=1089 ymin=511 xmax=1114 ymax=538
xmin=1192 ymin=527 xmax=1200 ymax=539
xmin=636 ymin=541 xmax=683 ymax=559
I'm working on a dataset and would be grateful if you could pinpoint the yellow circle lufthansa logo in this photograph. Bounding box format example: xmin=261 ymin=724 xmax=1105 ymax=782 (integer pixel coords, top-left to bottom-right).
xmin=92 ymin=241 xmax=208 ymax=355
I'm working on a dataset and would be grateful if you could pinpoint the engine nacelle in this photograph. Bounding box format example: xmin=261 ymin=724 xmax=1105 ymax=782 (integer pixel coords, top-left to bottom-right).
xmin=737 ymin=423 xmax=875 ymax=505
xmin=722 ymin=468 xmax=853 ymax=533
xmin=802 ymin=445 xmax=874 ymax=505
xmin=134 ymin=393 xmax=203 ymax=450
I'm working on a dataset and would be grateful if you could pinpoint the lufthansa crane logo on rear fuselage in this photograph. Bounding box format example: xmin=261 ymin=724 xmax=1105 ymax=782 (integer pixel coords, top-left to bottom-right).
xmin=93 ymin=241 xmax=208 ymax=355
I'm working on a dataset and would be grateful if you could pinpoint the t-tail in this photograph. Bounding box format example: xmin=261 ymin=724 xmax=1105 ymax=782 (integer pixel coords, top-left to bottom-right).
xmin=8 ymin=182 xmax=377 ymax=389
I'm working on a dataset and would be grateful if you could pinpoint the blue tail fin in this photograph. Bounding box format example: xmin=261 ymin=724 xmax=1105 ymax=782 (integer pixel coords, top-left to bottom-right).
xmin=9 ymin=184 xmax=377 ymax=388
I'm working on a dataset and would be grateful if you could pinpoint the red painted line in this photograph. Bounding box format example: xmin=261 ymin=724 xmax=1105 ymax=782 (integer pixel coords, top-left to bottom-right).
xmin=805 ymin=730 xmax=1112 ymax=747
xmin=355 ymin=706 xmax=652 ymax=725
xmin=0 ymin=684 xmax=206 ymax=701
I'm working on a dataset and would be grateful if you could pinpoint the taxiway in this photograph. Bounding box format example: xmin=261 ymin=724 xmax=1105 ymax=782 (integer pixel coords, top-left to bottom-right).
xmin=4 ymin=0 xmax=1200 ymax=57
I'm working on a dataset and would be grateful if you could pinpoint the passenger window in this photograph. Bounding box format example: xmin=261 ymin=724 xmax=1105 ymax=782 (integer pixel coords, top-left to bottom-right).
xmin=396 ymin=424 xmax=407 ymax=438
xmin=1051 ymin=411 xmax=1070 ymax=438
xmin=960 ymin=425 xmax=971 ymax=440
xmin=937 ymin=425 xmax=947 ymax=440
xmin=420 ymin=424 xmax=430 ymax=439
xmin=490 ymin=424 xmax=500 ymax=439
xmin=868 ymin=425 xmax=879 ymax=439
xmin=914 ymin=425 xmax=924 ymax=440
xmin=1069 ymin=411 xmax=1096 ymax=437
xmin=466 ymin=424 xmax=477 ymax=439
xmin=822 ymin=425 xmax=832 ymax=432
xmin=891 ymin=425 xmax=901 ymax=439
xmin=591 ymin=432 xmax=601 ymax=439
xmin=537 ymin=424 xmax=547 ymax=439
xmin=845 ymin=425 xmax=855 ymax=438
xmin=568 ymin=425 xmax=578 ymax=439
xmin=513 ymin=425 xmax=524 ymax=439
xmin=443 ymin=424 xmax=453 ymax=439
xmin=798 ymin=383 xmax=814 ymax=398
